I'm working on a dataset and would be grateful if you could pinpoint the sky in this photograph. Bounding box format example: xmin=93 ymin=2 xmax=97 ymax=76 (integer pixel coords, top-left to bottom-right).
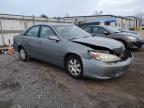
xmin=0 ymin=0 xmax=143 ymax=17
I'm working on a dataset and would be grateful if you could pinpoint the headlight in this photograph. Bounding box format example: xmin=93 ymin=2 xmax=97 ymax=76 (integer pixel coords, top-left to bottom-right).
xmin=127 ymin=36 xmax=137 ymax=42
xmin=89 ymin=51 xmax=121 ymax=62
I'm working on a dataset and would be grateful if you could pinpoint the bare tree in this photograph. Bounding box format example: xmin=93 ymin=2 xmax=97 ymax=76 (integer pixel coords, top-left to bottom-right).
xmin=93 ymin=10 xmax=103 ymax=15
xmin=40 ymin=14 xmax=48 ymax=18
xmin=135 ymin=12 xmax=144 ymax=19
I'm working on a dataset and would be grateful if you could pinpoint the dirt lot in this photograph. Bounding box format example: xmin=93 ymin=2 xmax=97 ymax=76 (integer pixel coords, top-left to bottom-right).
xmin=0 ymin=32 xmax=144 ymax=108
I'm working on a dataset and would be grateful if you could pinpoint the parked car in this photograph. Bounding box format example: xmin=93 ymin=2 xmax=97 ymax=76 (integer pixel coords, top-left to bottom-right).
xmin=13 ymin=24 xmax=133 ymax=79
xmin=81 ymin=25 xmax=144 ymax=49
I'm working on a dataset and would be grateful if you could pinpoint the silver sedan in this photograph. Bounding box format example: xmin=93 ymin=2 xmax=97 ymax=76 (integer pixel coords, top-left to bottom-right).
xmin=13 ymin=24 xmax=133 ymax=79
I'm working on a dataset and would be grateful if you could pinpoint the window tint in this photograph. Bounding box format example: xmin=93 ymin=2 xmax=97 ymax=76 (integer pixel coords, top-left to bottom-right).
xmin=25 ymin=26 xmax=39 ymax=37
xmin=54 ymin=26 xmax=91 ymax=40
xmin=40 ymin=26 xmax=56 ymax=39
xmin=93 ymin=27 xmax=106 ymax=34
xmin=83 ymin=27 xmax=91 ymax=33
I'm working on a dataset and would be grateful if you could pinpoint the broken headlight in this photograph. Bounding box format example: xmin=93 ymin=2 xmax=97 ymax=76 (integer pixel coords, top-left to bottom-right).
xmin=89 ymin=51 xmax=121 ymax=62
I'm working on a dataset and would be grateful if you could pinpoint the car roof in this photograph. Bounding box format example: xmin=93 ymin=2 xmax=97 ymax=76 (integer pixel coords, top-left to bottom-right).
xmin=81 ymin=25 xmax=106 ymax=28
xmin=82 ymin=25 xmax=106 ymax=28
xmin=32 ymin=24 xmax=74 ymax=28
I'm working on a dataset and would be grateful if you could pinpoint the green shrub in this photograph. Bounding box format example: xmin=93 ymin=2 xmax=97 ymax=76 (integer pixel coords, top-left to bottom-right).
xmin=129 ymin=27 xmax=141 ymax=31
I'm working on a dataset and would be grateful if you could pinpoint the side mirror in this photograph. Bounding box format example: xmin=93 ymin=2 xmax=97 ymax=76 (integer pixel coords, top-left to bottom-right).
xmin=48 ymin=35 xmax=60 ymax=41
xmin=91 ymin=33 xmax=97 ymax=36
xmin=103 ymin=31 xmax=110 ymax=35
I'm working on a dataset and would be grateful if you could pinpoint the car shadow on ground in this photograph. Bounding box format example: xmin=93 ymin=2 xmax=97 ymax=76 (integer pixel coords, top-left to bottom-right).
xmin=29 ymin=57 xmax=125 ymax=83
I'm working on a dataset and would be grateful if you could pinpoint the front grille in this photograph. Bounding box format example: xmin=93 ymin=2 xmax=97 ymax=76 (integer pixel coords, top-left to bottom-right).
xmin=120 ymin=50 xmax=132 ymax=61
xmin=113 ymin=46 xmax=124 ymax=56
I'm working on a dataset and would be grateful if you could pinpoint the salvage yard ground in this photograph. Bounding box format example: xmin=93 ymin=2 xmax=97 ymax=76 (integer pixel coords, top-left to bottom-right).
xmin=0 ymin=31 xmax=144 ymax=108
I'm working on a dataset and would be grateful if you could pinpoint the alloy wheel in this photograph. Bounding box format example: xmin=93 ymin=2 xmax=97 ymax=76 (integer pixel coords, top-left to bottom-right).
xmin=20 ymin=48 xmax=26 ymax=60
xmin=68 ymin=58 xmax=82 ymax=76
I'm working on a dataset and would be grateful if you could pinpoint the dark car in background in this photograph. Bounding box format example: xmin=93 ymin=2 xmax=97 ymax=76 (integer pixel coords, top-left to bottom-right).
xmin=13 ymin=24 xmax=133 ymax=79
xmin=81 ymin=25 xmax=144 ymax=49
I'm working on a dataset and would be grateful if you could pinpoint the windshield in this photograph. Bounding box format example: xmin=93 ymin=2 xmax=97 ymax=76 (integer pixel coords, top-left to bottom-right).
xmin=54 ymin=25 xmax=91 ymax=40
xmin=104 ymin=26 xmax=121 ymax=33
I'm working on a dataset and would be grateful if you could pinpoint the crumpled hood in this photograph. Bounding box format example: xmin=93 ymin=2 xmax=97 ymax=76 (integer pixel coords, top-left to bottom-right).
xmin=117 ymin=32 xmax=144 ymax=41
xmin=71 ymin=36 xmax=124 ymax=50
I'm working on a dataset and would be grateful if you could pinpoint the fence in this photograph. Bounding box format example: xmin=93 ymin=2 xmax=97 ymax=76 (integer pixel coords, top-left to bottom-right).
xmin=0 ymin=14 xmax=74 ymax=46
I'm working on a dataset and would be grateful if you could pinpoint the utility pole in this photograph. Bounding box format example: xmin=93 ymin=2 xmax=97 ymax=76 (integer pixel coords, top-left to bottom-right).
xmin=23 ymin=16 xmax=27 ymax=29
xmin=0 ymin=20 xmax=5 ymax=46
xmin=33 ymin=14 xmax=35 ymax=25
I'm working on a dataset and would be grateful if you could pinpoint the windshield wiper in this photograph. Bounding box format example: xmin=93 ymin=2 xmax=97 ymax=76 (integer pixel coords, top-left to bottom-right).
xmin=68 ymin=36 xmax=90 ymax=40
xmin=82 ymin=36 xmax=90 ymax=38
xmin=68 ymin=37 xmax=79 ymax=40
xmin=114 ymin=32 xmax=120 ymax=33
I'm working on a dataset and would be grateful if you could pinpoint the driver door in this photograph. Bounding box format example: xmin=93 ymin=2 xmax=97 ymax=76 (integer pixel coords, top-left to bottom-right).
xmin=39 ymin=25 xmax=63 ymax=64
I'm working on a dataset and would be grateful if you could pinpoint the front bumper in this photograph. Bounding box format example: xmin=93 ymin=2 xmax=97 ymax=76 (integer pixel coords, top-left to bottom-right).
xmin=82 ymin=53 xmax=133 ymax=79
xmin=129 ymin=40 xmax=144 ymax=48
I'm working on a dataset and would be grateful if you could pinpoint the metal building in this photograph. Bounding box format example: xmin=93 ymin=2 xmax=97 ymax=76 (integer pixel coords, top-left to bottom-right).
xmin=64 ymin=15 xmax=143 ymax=30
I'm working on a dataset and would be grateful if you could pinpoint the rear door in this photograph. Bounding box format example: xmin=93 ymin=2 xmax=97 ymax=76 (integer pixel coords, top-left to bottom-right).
xmin=23 ymin=25 xmax=41 ymax=58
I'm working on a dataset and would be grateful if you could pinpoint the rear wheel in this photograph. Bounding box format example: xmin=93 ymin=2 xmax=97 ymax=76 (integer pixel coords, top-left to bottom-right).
xmin=19 ymin=47 xmax=29 ymax=61
xmin=65 ymin=55 xmax=83 ymax=78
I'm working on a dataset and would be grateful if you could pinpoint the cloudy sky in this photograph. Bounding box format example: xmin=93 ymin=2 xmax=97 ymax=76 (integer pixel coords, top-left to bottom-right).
xmin=0 ymin=0 xmax=143 ymax=17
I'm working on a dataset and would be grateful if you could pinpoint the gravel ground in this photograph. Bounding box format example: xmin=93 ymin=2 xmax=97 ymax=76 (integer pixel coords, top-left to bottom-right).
xmin=0 ymin=31 xmax=144 ymax=108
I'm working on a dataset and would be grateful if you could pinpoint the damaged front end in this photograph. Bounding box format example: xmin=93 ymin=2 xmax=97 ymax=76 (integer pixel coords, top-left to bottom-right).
xmin=72 ymin=40 xmax=132 ymax=63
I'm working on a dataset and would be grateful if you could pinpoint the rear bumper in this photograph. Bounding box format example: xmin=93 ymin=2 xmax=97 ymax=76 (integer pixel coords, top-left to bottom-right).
xmin=82 ymin=54 xmax=133 ymax=79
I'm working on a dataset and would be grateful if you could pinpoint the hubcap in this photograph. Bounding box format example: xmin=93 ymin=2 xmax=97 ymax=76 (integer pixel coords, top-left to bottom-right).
xmin=20 ymin=49 xmax=26 ymax=60
xmin=68 ymin=59 xmax=81 ymax=76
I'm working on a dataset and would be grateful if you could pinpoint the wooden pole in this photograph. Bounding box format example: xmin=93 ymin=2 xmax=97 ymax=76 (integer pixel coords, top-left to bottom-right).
xmin=23 ymin=16 xmax=27 ymax=29
xmin=0 ymin=20 xmax=5 ymax=46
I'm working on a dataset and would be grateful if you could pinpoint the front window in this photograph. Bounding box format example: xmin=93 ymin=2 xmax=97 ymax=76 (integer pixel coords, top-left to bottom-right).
xmin=104 ymin=26 xmax=121 ymax=33
xmin=40 ymin=26 xmax=56 ymax=39
xmin=54 ymin=25 xmax=91 ymax=40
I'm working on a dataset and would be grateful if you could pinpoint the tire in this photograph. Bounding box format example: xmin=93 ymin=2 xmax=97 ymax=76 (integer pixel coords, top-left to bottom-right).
xmin=65 ymin=55 xmax=83 ymax=78
xmin=19 ymin=47 xmax=29 ymax=61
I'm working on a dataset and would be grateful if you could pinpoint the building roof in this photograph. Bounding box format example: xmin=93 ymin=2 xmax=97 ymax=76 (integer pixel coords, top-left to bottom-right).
xmin=64 ymin=14 xmax=116 ymax=18
xmin=64 ymin=14 xmax=131 ymax=20
xmin=94 ymin=17 xmax=116 ymax=22
xmin=126 ymin=16 xmax=143 ymax=20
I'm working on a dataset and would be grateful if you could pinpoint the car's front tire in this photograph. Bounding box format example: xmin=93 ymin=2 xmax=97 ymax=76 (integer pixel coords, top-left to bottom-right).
xmin=19 ymin=47 xmax=29 ymax=61
xmin=65 ymin=55 xmax=83 ymax=78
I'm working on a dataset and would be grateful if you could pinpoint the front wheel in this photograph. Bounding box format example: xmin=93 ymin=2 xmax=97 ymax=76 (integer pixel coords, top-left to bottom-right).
xmin=65 ymin=55 xmax=83 ymax=78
